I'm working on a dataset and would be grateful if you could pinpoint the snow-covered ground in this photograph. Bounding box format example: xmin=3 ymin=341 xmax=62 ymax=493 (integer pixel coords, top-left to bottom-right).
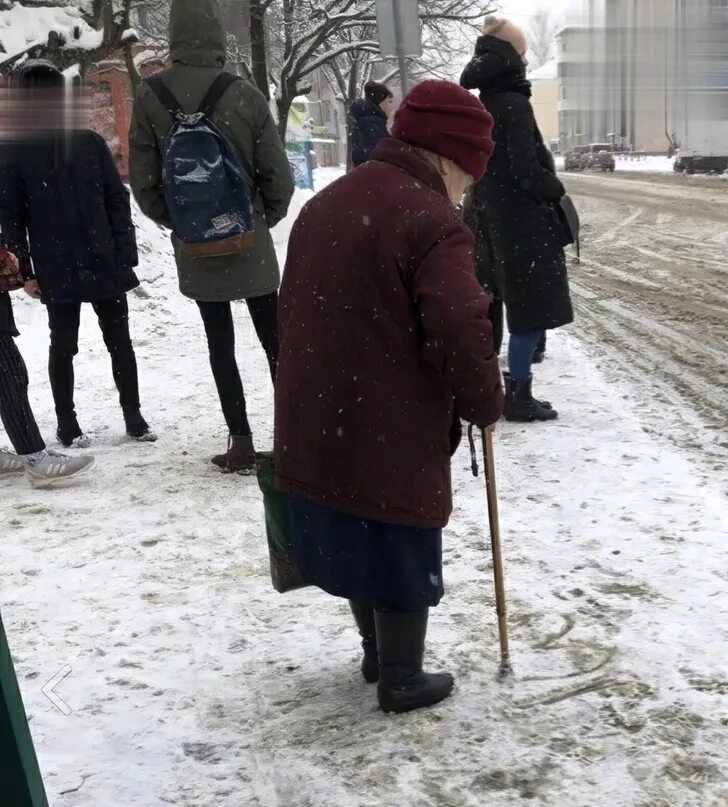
xmin=614 ymin=155 xmax=675 ymax=173
xmin=2 ymin=171 xmax=727 ymax=806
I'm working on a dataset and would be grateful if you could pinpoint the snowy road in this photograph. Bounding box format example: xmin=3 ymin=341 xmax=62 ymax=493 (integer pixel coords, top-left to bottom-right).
xmin=564 ymin=171 xmax=728 ymax=474
xmin=1 ymin=181 xmax=727 ymax=806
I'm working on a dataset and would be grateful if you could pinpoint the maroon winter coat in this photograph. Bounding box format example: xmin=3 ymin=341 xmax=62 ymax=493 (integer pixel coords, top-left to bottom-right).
xmin=275 ymin=139 xmax=504 ymax=529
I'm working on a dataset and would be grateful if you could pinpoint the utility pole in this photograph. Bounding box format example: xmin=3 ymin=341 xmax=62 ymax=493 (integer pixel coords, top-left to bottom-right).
xmin=375 ymin=0 xmax=421 ymax=97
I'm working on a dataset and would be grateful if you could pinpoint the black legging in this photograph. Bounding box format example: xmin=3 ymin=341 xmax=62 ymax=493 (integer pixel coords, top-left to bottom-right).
xmin=47 ymin=296 xmax=141 ymax=418
xmin=0 ymin=335 xmax=45 ymax=455
xmin=197 ymin=293 xmax=278 ymax=437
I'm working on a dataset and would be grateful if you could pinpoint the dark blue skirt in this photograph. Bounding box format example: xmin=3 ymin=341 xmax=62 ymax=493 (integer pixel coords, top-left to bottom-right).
xmin=288 ymin=496 xmax=444 ymax=611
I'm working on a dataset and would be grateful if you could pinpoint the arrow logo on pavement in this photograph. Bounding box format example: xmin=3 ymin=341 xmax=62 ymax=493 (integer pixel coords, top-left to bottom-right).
xmin=42 ymin=665 xmax=72 ymax=715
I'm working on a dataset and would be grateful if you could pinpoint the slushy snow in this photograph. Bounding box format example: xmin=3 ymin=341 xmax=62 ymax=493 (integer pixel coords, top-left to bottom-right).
xmin=1 ymin=170 xmax=727 ymax=806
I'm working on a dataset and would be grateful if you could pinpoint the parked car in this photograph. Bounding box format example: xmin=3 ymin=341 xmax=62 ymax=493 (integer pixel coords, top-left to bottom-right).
xmin=565 ymin=146 xmax=589 ymax=171
xmin=586 ymin=147 xmax=616 ymax=172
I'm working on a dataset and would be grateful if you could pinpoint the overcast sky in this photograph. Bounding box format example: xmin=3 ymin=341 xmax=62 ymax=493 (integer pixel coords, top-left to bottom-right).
xmin=496 ymin=0 xmax=571 ymax=24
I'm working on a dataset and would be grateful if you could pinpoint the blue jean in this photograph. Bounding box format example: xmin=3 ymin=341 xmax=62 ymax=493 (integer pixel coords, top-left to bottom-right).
xmin=508 ymin=331 xmax=544 ymax=381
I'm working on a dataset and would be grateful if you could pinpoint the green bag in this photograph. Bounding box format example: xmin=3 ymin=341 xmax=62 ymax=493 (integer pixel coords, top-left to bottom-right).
xmin=0 ymin=613 xmax=49 ymax=807
xmin=256 ymin=452 xmax=308 ymax=594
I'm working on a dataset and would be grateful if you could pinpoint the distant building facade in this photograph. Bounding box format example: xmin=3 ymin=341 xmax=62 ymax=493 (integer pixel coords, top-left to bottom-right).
xmin=557 ymin=0 xmax=728 ymax=153
xmin=308 ymin=69 xmax=348 ymax=167
xmin=529 ymin=60 xmax=560 ymax=149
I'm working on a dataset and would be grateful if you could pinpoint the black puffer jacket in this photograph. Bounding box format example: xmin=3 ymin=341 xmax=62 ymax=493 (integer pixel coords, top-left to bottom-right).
xmin=349 ymin=99 xmax=389 ymax=167
xmin=0 ymin=130 xmax=139 ymax=304
xmin=461 ymin=36 xmax=573 ymax=334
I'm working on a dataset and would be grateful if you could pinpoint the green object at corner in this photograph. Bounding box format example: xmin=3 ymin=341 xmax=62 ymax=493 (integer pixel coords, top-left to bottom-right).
xmin=0 ymin=613 xmax=49 ymax=807
xmin=256 ymin=452 xmax=308 ymax=594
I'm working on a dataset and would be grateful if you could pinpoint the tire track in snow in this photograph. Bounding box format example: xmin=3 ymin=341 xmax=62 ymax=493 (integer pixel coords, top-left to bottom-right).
xmin=563 ymin=172 xmax=728 ymax=466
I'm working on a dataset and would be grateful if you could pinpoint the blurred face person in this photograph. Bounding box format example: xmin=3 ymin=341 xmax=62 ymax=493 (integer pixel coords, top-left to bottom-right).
xmin=434 ymin=156 xmax=473 ymax=207
xmin=379 ymin=95 xmax=396 ymax=119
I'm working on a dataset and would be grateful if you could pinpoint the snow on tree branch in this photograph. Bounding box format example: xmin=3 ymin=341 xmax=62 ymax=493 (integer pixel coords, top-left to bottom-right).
xmin=0 ymin=1 xmax=134 ymax=73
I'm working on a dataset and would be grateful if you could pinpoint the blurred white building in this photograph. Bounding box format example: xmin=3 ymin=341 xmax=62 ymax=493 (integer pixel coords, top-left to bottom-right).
xmin=557 ymin=0 xmax=728 ymax=154
xmin=529 ymin=60 xmax=560 ymax=149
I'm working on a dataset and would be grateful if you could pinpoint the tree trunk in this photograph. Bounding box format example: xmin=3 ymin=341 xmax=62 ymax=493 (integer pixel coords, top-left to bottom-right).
xmin=345 ymin=60 xmax=359 ymax=173
xmin=124 ymin=45 xmax=141 ymax=88
xmin=250 ymin=1 xmax=270 ymax=100
xmin=277 ymin=94 xmax=290 ymax=143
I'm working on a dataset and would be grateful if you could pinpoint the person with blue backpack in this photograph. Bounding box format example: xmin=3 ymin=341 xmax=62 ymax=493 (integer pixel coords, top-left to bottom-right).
xmin=129 ymin=0 xmax=294 ymax=475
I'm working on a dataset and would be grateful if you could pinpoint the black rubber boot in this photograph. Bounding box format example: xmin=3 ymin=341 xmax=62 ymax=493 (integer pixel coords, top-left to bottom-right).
xmin=503 ymin=372 xmax=552 ymax=410
xmin=504 ymin=375 xmax=558 ymax=422
xmin=124 ymin=409 xmax=157 ymax=442
xmin=56 ymin=411 xmax=83 ymax=448
xmin=375 ymin=609 xmax=454 ymax=714
xmin=349 ymin=600 xmax=379 ymax=683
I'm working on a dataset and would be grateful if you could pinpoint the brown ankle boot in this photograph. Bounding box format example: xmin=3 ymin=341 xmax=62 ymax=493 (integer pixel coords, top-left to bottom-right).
xmin=211 ymin=435 xmax=256 ymax=474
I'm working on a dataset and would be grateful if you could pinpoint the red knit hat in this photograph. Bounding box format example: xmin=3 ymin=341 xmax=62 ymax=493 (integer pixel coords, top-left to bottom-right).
xmin=392 ymin=80 xmax=495 ymax=180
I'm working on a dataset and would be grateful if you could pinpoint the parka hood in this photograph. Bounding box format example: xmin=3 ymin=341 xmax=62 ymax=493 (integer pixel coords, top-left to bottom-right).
xmin=460 ymin=35 xmax=531 ymax=97
xmin=169 ymin=0 xmax=226 ymax=68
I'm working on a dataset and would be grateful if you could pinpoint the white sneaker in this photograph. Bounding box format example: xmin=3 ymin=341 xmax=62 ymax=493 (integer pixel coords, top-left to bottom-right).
xmin=0 ymin=448 xmax=25 ymax=476
xmin=24 ymin=449 xmax=95 ymax=487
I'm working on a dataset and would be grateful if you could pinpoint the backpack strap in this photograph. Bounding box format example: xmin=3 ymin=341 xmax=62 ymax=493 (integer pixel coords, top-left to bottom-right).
xmin=145 ymin=75 xmax=183 ymax=118
xmin=198 ymin=73 xmax=240 ymax=118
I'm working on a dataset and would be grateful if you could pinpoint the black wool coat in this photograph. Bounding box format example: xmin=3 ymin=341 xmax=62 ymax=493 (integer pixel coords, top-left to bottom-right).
xmin=349 ymin=99 xmax=389 ymax=167
xmin=0 ymin=130 xmax=139 ymax=304
xmin=461 ymin=36 xmax=573 ymax=334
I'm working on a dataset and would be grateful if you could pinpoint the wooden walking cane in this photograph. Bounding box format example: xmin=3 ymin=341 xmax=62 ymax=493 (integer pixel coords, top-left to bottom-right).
xmin=482 ymin=428 xmax=513 ymax=678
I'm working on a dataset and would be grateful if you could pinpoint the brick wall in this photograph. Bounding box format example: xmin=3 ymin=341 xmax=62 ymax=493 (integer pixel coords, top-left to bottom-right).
xmin=86 ymin=61 xmax=165 ymax=180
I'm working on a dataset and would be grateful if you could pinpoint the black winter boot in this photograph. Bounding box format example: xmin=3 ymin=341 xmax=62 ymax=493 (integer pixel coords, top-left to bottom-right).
xmin=211 ymin=434 xmax=256 ymax=474
xmin=504 ymin=375 xmax=558 ymax=422
xmin=503 ymin=371 xmax=552 ymax=410
xmin=56 ymin=411 xmax=84 ymax=448
xmin=375 ymin=609 xmax=454 ymax=714
xmin=349 ymin=600 xmax=379 ymax=683
xmin=124 ymin=409 xmax=157 ymax=442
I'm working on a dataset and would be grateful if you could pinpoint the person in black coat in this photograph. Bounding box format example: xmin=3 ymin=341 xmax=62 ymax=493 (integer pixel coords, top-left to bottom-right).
xmin=461 ymin=17 xmax=573 ymax=422
xmin=349 ymin=81 xmax=394 ymax=167
xmin=0 ymin=61 xmax=155 ymax=446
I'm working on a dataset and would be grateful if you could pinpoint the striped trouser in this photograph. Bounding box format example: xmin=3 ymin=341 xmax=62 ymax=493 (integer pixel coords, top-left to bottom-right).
xmin=0 ymin=335 xmax=45 ymax=455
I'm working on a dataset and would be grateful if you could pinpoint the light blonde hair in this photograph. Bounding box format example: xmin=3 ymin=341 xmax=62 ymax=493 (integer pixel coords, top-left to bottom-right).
xmin=482 ymin=15 xmax=508 ymax=36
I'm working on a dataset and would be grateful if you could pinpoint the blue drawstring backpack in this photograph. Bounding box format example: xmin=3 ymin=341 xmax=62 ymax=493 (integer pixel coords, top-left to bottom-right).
xmin=146 ymin=72 xmax=255 ymax=258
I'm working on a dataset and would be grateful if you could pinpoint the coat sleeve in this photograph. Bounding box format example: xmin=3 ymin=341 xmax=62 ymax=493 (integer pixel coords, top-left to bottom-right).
xmin=0 ymin=160 xmax=33 ymax=280
xmin=460 ymin=56 xmax=482 ymax=90
xmin=251 ymin=92 xmax=294 ymax=229
xmin=462 ymin=188 xmax=494 ymax=291
xmin=412 ymin=221 xmax=504 ymax=428
xmin=95 ymin=135 xmax=138 ymax=269
xmin=505 ymin=95 xmax=565 ymax=203
xmin=128 ymin=89 xmax=172 ymax=228
xmin=351 ymin=116 xmax=388 ymax=166
xmin=350 ymin=119 xmax=366 ymax=167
